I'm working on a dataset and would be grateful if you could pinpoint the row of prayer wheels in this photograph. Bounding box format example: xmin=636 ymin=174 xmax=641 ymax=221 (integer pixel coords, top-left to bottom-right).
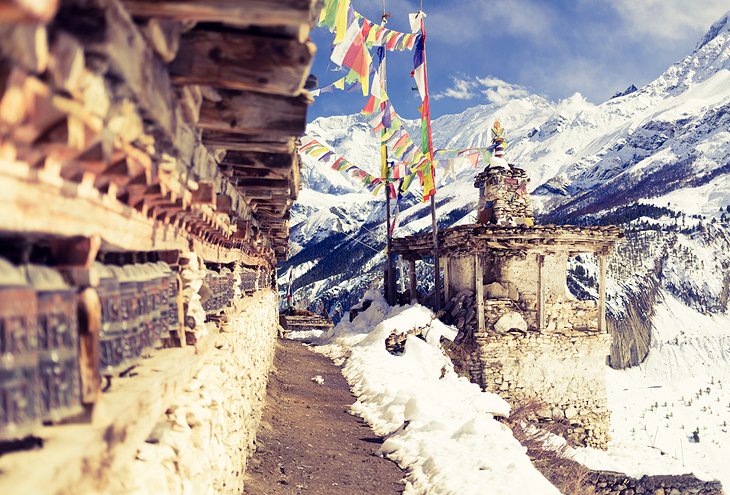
xmin=0 ymin=258 xmax=265 ymax=443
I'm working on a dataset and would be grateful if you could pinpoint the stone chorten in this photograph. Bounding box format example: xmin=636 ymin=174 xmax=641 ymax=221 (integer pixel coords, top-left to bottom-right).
xmin=475 ymin=121 xmax=534 ymax=227
xmin=392 ymin=120 xmax=623 ymax=449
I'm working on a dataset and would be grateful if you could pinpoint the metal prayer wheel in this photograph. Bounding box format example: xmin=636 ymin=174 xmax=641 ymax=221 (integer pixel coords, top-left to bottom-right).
xmin=25 ymin=265 xmax=81 ymax=423
xmin=241 ymin=268 xmax=256 ymax=294
xmin=118 ymin=265 xmax=144 ymax=365
xmin=0 ymin=258 xmax=41 ymax=441
xmin=96 ymin=263 xmax=125 ymax=373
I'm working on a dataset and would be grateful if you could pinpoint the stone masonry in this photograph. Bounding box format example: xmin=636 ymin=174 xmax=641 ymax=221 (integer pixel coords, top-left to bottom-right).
xmin=107 ymin=290 xmax=279 ymax=495
xmin=475 ymin=166 xmax=534 ymax=226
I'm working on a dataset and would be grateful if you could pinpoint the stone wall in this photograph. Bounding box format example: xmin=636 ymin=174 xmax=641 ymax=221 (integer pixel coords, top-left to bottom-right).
xmin=449 ymin=296 xmax=611 ymax=449
xmin=107 ymin=290 xmax=279 ymax=495
xmin=587 ymin=470 xmax=724 ymax=495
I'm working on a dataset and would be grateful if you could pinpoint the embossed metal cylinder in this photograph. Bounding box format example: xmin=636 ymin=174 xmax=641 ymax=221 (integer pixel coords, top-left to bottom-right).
xmin=95 ymin=263 xmax=124 ymax=374
xmin=25 ymin=265 xmax=82 ymax=423
xmin=0 ymin=258 xmax=41 ymax=441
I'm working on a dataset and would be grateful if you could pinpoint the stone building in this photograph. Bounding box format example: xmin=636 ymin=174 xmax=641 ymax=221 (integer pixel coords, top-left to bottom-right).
xmin=393 ymin=123 xmax=623 ymax=448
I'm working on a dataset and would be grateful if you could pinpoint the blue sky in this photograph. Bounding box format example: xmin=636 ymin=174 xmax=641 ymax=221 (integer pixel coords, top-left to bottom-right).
xmin=308 ymin=0 xmax=729 ymax=120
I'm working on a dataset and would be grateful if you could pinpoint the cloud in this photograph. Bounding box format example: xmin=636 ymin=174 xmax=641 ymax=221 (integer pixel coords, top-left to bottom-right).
xmin=433 ymin=76 xmax=479 ymax=100
xmin=425 ymin=0 xmax=555 ymax=45
xmin=434 ymin=75 xmax=530 ymax=104
xmin=611 ymin=0 xmax=729 ymax=41
xmin=477 ymin=77 xmax=531 ymax=104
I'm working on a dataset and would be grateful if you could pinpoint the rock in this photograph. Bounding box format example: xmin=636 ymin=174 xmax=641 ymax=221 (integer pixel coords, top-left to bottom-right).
xmin=485 ymin=282 xmax=509 ymax=299
xmin=494 ymin=312 xmax=527 ymax=333
xmin=565 ymin=406 xmax=578 ymax=420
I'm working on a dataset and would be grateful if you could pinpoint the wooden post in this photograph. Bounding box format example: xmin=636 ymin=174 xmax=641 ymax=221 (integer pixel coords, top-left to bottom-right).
xmin=598 ymin=252 xmax=607 ymax=332
xmin=385 ymin=183 xmax=394 ymax=305
xmin=537 ymin=254 xmax=546 ymax=331
xmin=431 ymin=195 xmax=441 ymax=312
xmin=77 ymin=288 xmax=101 ymax=406
xmin=475 ymin=254 xmax=485 ymax=334
xmin=409 ymin=259 xmax=417 ymax=304
xmin=443 ymin=257 xmax=450 ymax=303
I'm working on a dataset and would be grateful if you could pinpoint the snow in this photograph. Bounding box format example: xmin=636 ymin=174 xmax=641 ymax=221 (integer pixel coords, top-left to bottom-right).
xmin=310 ymin=293 xmax=560 ymax=495
xmin=572 ymin=292 xmax=730 ymax=490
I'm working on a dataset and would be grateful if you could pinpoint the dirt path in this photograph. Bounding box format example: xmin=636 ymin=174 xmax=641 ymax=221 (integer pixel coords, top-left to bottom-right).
xmin=244 ymin=339 xmax=405 ymax=494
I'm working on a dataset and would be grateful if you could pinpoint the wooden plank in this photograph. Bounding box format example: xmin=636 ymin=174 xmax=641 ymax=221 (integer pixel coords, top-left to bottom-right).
xmin=0 ymin=0 xmax=58 ymax=23
xmin=443 ymin=257 xmax=450 ymax=302
xmin=202 ymin=132 xmax=295 ymax=153
xmin=198 ymin=90 xmax=309 ymax=136
xmin=0 ymin=23 xmax=49 ymax=73
xmin=598 ymin=252 xmax=607 ymax=333
xmin=221 ymin=150 xmax=295 ymax=169
xmin=121 ymin=0 xmax=315 ymax=28
xmin=77 ymin=288 xmax=102 ymax=405
xmin=0 ymin=162 xmax=255 ymax=265
xmin=138 ymin=17 xmax=182 ymax=63
xmin=409 ymin=259 xmax=417 ymax=304
xmin=170 ymin=28 xmax=315 ymax=96
xmin=221 ymin=166 xmax=288 ymax=180
xmin=475 ymin=254 xmax=485 ymax=334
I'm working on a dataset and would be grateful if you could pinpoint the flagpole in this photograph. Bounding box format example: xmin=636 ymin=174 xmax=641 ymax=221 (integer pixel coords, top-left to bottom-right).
xmin=419 ymin=13 xmax=441 ymax=312
xmin=380 ymin=9 xmax=396 ymax=305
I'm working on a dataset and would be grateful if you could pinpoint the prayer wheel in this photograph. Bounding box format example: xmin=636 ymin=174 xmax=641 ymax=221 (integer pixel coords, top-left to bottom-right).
xmin=25 ymin=265 xmax=82 ymax=423
xmin=0 ymin=258 xmax=41 ymax=441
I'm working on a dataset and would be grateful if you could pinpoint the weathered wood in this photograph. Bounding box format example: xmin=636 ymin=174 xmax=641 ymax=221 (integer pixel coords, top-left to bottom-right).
xmin=222 ymin=165 xmax=288 ymax=180
xmin=475 ymin=254 xmax=485 ymax=334
xmin=0 ymin=0 xmax=58 ymax=23
xmin=221 ymin=150 xmax=295 ymax=170
xmin=176 ymin=84 xmax=202 ymax=123
xmin=409 ymin=259 xmax=417 ymax=304
xmin=443 ymin=259 xmax=450 ymax=302
xmin=48 ymin=31 xmax=85 ymax=94
xmin=49 ymin=235 xmax=101 ymax=267
xmin=537 ymin=254 xmax=545 ymax=331
xmin=598 ymin=252 xmax=607 ymax=333
xmin=139 ymin=17 xmax=182 ymax=63
xmin=202 ymin=131 xmax=295 ymax=153
xmin=215 ymin=193 xmax=233 ymax=213
xmin=121 ymin=0 xmax=315 ymax=29
xmin=191 ymin=181 xmax=215 ymax=205
xmin=0 ymin=22 xmax=49 ymax=73
xmin=55 ymin=0 xmax=178 ymax=146
xmin=0 ymin=162 xmax=255 ymax=264
xmin=77 ymin=287 xmax=102 ymax=405
xmin=170 ymin=28 xmax=315 ymax=96
xmin=198 ymin=90 xmax=309 ymax=136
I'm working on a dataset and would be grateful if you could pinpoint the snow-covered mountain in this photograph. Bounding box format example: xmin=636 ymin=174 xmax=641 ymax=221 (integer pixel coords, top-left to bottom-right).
xmin=285 ymin=10 xmax=730 ymax=330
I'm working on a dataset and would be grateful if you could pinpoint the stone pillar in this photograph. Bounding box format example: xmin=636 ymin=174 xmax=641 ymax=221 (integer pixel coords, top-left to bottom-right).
xmin=475 ymin=254 xmax=485 ymax=334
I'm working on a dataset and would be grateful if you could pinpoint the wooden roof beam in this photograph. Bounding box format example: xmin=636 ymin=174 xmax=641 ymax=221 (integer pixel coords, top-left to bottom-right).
xmin=170 ymin=28 xmax=315 ymax=96
xmin=202 ymin=132 xmax=295 ymax=153
xmin=121 ymin=0 xmax=318 ymax=30
xmin=0 ymin=0 xmax=58 ymax=23
xmin=197 ymin=90 xmax=309 ymax=136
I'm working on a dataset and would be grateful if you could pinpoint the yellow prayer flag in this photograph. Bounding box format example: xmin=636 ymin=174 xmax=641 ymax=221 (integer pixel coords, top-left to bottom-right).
xmin=334 ymin=0 xmax=350 ymax=44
